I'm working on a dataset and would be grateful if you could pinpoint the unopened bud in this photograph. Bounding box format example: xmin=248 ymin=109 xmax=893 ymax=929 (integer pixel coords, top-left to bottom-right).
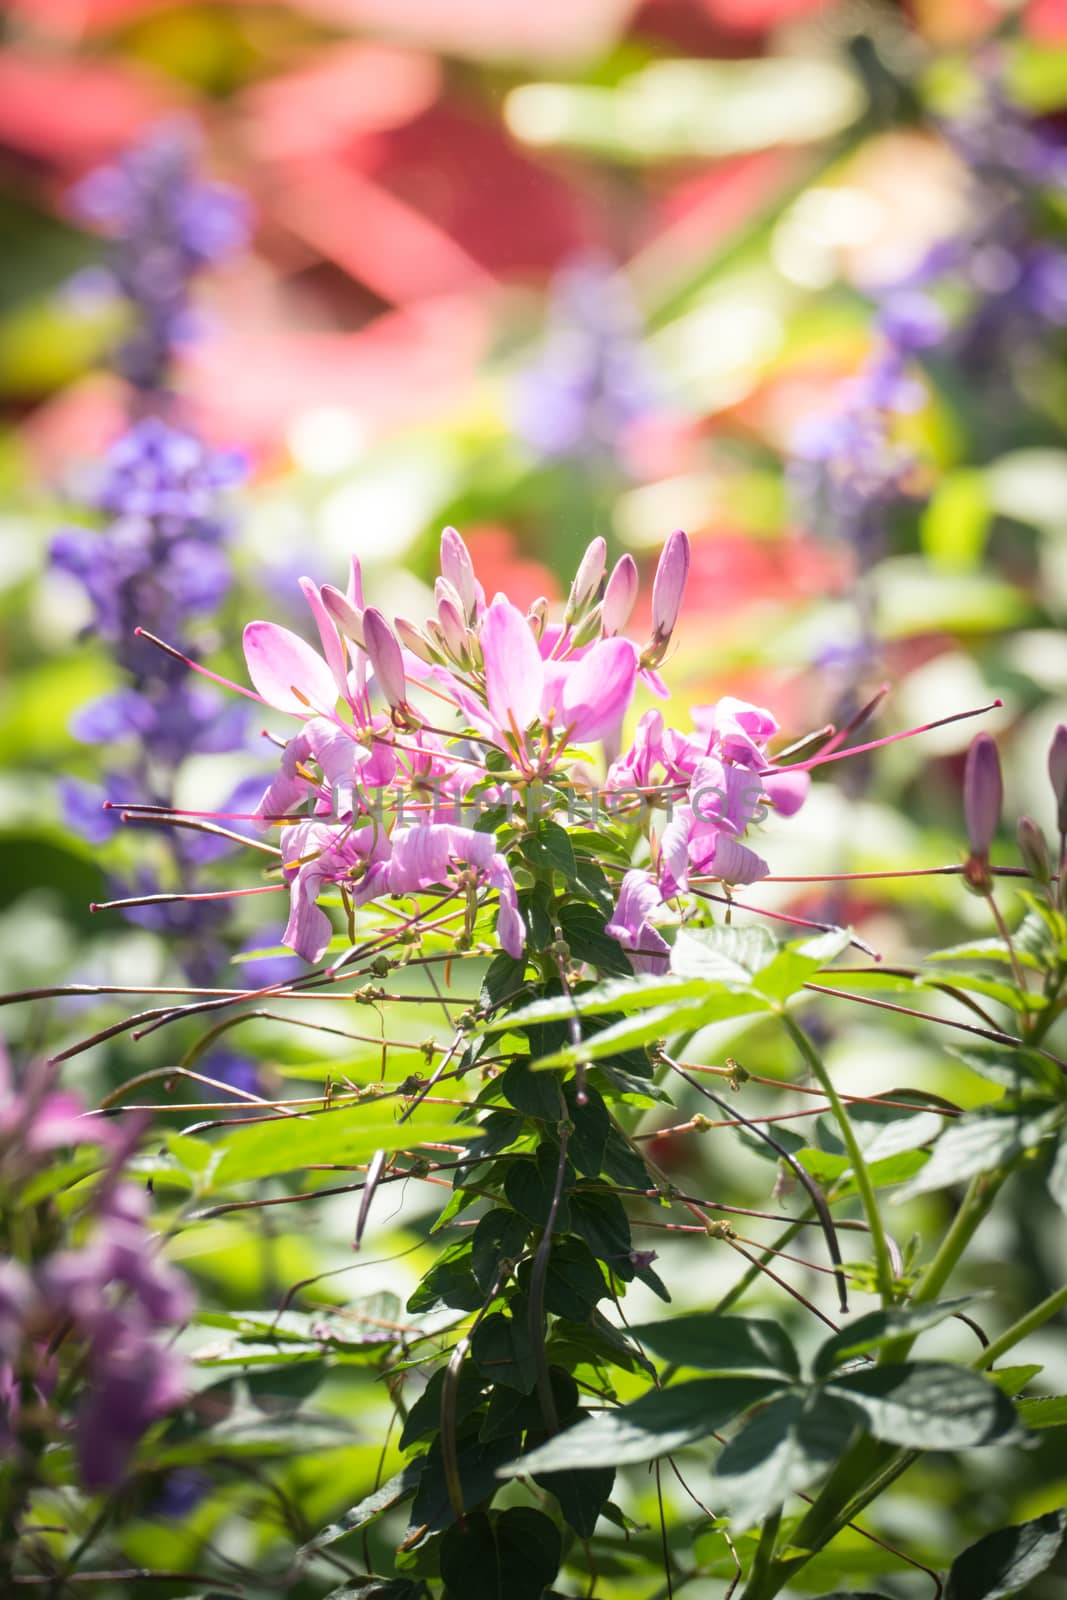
xmin=570 ymin=603 xmax=604 ymax=648
xmin=602 ymin=553 xmax=638 ymax=636
xmin=526 ymin=597 xmax=549 ymax=641
xmin=440 ymin=526 xmax=477 ymax=622
xmin=394 ymin=616 xmax=435 ymax=665
xmin=646 ymin=529 xmax=690 ymax=663
xmin=1018 ymin=816 xmax=1051 ymax=884
xmin=321 ymin=585 xmax=365 ymax=648
xmin=363 ymin=608 xmax=407 ymax=712
xmin=964 ymin=733 xmax=1002 ymax=861
xmin=564 ymin=536 xmax=607 ymax=626
xmin=435 ymin=592 xmax=469 ymax=663
xmin=1049 ymin=724 xmax=1067 ymax=834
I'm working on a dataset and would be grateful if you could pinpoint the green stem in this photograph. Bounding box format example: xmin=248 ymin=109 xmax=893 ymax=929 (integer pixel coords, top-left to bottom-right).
xmin=783 ymin=1016 xmax=895 ymax=1306
xmin=973 ymin=1282 xmax=1067 ymax=1370
xmin=740 ymin=1505 xmax=783 ymax=1600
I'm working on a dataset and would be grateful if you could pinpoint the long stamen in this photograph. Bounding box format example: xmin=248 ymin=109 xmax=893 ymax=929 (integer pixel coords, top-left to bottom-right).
xmin=762 ymin=698 xmax=1003 ymax=775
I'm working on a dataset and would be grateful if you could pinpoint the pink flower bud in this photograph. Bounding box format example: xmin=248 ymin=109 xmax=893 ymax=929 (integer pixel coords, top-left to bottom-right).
xmin=602 ymin=554 xmax=638 ymax=636
xmin=964 ymin=732 xmax=1002 ymax=860
xmin=394 ymin=617 xmax=435 ymax=664
xmin=440 ymin=526 xmax=477 ymax=622
xmin=651 ymin=529 xmax=690 ymax=646
xmin=321 ymin=585 xmax=365 ymax=648
xmin=1049 ymin=724 xmax=1067 ymax=833
xmin=526 ymin=596 xmax=549 ymax=641
xmin=362 ymin=608 xmax=407 ymax=712
xmin=564 ymin=536 xmax=606 ymax=625
xmin=435 ymin=590 xmax=469 ymax=661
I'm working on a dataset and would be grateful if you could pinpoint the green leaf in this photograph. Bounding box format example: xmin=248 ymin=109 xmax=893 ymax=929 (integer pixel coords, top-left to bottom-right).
xmin=471 ymin=1305 xmax=537 ymax=1394
xmin=670 ymin=924 xmax=775 ymax=984
xmin=498 ymin=1377 xmax=785 ymax=1474
xmin=920 ymin=469 xmax=991 ymax=571
xmin=814 ymin=1301 xmax=972 ymax=1376
xmin=568 ymin=1190 xmax=632 ymax=1275
xmin=323 ymin=1580 xmax=429 ymax=1600
xmin=710 ymin=1392 xmax=856 ymax=1530
xmin=486 ymin=974 xmax=710 ymax=1030
xmin=471 ymin=1209 xmax=531 ymax=1294
xmin=824 ymin=1363 xmax=1022 ymax=1449
xmin=987 ymin=1365 xmax=1043 ymax=1398
xmin=945 ymin=1509 xmax=1066 ymax=1599
xmin=302 ymin=1460 xmax=424 ymax=1550
xmin=440 ymin=1508 xmax=562 ymax=1600
xmin=208 ymin=1108 xmax=471 ymax=1190
xmin=750 ymin=930 xmax=852 ymax=1003
xmin=1016 ymin=1395 xmax=1067 ymax=1429
xmin=500 ymin=1058 xmax=565 ymax=1120
xmin=517 ymin=1239 xmax=608 ymax=1320
xmin=628 ymin=1313 xmax=799 ymax=1380
xmin=480 ymin=1368 xmax=579 ymax=1442
xmin=558 ymin=901 xmax=633 ymax=976
xmin=504 ymin=1143 xmax=574 ymax=1230
xmin=898 ymin=1105 xmax=1063 ymax=1199
xmin=407 ymin=1240 xmax=483 ymax=1314
xmin=533 ymin=1464 xmax=615 ymax=1537
xmin=927 ymin=939 xmax=1043 ymax=970
xmin=562 ymin=1080 xmax=610 ymax=1176
xmin=481 ymin=951 xmax=531 ymax=1012
xmin=409 ymin=1433 xmax=521 ymax=1537
xmin=949 ymin=1045 xmax=1065 ymax=1096
xmin=529 ymin=993 xmax=769 ymax=1069
xmin=400 ymin=1363 xmax=486 ymax=1451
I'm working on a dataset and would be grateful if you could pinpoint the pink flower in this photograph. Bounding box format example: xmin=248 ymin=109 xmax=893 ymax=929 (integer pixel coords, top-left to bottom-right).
xmin=475 ymin=598 xmax=637 ymax=755
xmin=386 ymin=824 xmax=524 ymax=958
xmin=606 ymin=869 xmax=669 ymax=974
xmin=279 ymin=819 xmax=391 ymax=962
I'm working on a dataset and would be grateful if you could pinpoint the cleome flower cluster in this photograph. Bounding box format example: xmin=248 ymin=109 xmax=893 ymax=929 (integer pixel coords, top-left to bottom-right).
xmin=231 ymin=528 xmax=809 ymax=968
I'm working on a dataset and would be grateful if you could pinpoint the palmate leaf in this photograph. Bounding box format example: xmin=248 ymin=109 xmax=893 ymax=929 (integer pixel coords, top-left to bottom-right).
xmin=440 ymin=1508 xmax=562 ymax=1600
xmin=897 ymin=1104 xmax=1064 ymax=1199
xmin=709 ymin=1391 xmax=856 ymax=1531
xmin=945 ymin=1509 xmax=1067 ymax=1599
xmin=823 ymin=1363 xmax=1022 ymax=1449
xmin=498 ymin=1376 xmax=785 ymax=1474
xmin=627 ymin=1313 xmax=799 ymax=1380
xmin=814 ymin=1300 xmax=973 ymax=1376
xmin=206 ymin=1107 xmax=474 ymax=1190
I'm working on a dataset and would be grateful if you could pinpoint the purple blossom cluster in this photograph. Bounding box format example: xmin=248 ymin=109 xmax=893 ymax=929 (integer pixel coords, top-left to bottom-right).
xmin=52 ymin=420 xmax=251 ymax=986
xmin=186 ymin=527 xmax=811 ymax=971
xmin=0 ymin=1058 xmax=191 ymax=1491
xmin=71 ymin=121 xmax=250 ymax=393
xmin=515 ymin=256 xmax=660 ymax=466
xmin=791 ymin=72 xmax=1067 ymax=564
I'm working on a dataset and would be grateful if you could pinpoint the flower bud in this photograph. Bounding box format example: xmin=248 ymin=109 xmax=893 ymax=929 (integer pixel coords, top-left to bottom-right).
xmin=564 ymin=536 xmax=606 ymax=626
xmin=602 ymin=554 xmax=638 ymax=636
xmin=1049 ymin=724 xmax=1067 ymax=834
xmin=646 ymin=529 xmax=690 ymax=663
xmin=440 ymin=526 xmax=477 ymax=622
xmin=1018 ymin=816 xmax=1051 ymax=884
xmin=526 ymin=597 xmax=548 ymax=641
xmin=435 ymin=593 xmax=469 ymax=663
xmin=964 ymin=733 xmax=1002 ymax=860
xmin=394 ymin=616 xmax=435 ymax=665
xmin=363 ymin=608 xmax=407 ymax=712
xmin=321 ymin=585 xmax=365 ymax=648
xmin=570 ymin=603 xmax=604 ymax=648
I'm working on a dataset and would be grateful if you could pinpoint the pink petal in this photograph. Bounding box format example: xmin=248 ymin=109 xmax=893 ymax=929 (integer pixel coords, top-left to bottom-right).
xmin=243 ymin=621 xmax=340 ymax=715
xmin=481 ymin=599 xmax=543 ymax=736
xmin=560 ymin=638 xmax=637 ymax=743
xmin=299 ymin=576 xmax=349 ymax=698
